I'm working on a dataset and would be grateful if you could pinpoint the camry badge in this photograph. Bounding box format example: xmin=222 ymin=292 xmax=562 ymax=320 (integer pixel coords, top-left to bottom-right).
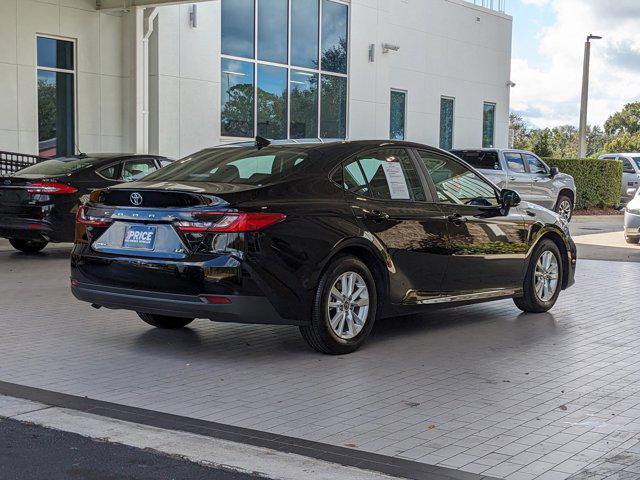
xmin=130 ymin=192 xmax=143 ymax=206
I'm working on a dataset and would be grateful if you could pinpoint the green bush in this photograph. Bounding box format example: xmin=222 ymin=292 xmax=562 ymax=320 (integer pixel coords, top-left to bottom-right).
xmin=545 ymin=158 xmax=622 ymax=210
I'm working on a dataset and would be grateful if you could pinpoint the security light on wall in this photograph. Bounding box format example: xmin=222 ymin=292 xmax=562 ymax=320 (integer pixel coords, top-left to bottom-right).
xmin=506 ymin=80 xmax=516 ymax=88
xmin=189 ymin=4 xmax=198 ymax=28
xmin=382 ymin=43 xmax=400 ymax=54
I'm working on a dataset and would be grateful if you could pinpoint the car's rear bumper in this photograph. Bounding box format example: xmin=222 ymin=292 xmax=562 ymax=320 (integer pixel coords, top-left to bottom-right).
xmin=0 ymin=217 xmax=54 ymax=240
xmin=71 ymin=280 xmax=301 ymax=325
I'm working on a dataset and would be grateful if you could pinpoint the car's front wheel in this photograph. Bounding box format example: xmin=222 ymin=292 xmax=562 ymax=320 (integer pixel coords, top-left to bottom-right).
xmin=9 ymin=238 xmax=48 ymax=254
xmin=625 ymin=236 xmax=640 ymax=245
xmin=514 ymin=239 xmax=563 ymax=313
xmin=300 ymin=255 xmax=377 ymax=354
xmin=137 ymin=313 xmax=194 ymax=329
xmin=555 ymin=195 xmax=573 ymax=222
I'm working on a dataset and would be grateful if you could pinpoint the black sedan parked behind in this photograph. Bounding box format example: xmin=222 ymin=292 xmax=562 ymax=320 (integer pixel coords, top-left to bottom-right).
xmin=71 ymin=140 xmax=576 ymax=354
xmin=0 ymin=154 xmax=168 ymax=253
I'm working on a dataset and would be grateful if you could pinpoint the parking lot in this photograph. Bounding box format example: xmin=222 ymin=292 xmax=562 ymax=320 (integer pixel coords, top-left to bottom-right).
xmin=1 ymin=219 xmax=640 ymax=480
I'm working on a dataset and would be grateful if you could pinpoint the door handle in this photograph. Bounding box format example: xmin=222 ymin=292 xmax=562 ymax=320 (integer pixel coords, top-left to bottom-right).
xmin=508 ymin=176 xmax=517 ymax=181
xmin=447 ymin=213 xmax=467 ymax=226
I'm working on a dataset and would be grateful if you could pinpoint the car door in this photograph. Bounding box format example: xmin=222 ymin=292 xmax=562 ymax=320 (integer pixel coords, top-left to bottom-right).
xmin=343 ymin=147 xmax=450 ymax=304
xmin=524 ymin=153 xmax=555 ymax=209
xmin=503 ymin=152 xmax=533 ymax=202
xmin=416 ymin=149 xmax=528 ymax=294
xmin=621 ymin=156 xmax=639 ymax=198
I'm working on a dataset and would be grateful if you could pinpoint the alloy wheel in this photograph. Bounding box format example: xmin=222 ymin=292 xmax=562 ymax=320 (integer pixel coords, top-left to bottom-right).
xmin=557 ymin=200 xmax=572 ymax=221
xmin=534 ymin=251 xmax=559 ymax=302
xmin=327 ymin=271 xmax=370 ymax=340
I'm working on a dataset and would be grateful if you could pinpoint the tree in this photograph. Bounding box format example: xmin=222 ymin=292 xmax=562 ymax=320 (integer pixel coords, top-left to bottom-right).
xmin=528 ymin=129 xmax=553 ymax=157
xmin=587 ymin=125 xmax=606 ymax=157
xmin=509 ymin=114 xmax=529 ymax=150
xmin=604 ymin=102 xmax=640 ymax=137
xmin=604 ymin=133 xmax=640 ymax=153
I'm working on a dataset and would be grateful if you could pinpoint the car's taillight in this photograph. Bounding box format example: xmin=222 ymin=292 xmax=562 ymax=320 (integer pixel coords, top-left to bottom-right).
xmin=175 ymin=212 xmax=286 ymax=233
xmin=76 ymin=205 xmax=113 ymax=227
xmin=27 ymin=182 xmax=78 ymax=195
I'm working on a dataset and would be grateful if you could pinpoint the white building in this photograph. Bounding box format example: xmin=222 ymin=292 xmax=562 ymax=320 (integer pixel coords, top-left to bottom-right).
xmin=0 ymin=0 xmax=512 ymax=160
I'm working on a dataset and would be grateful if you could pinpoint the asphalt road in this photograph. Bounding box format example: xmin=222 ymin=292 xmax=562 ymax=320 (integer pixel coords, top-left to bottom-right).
xmin=0 ymin=417 xmax=269 ymax=480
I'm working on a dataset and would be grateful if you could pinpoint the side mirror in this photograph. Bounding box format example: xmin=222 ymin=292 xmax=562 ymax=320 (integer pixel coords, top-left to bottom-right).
xmin=549 ymin=166 xmax=559 ymax=178
xmin=501 ymin=189 xmax=521 ymax=208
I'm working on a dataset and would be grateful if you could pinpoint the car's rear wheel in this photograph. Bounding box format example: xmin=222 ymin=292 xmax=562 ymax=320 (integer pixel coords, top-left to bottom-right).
xmin=300 ymin=255 xmax=377 ymax=354
xmin=555 ymin=195 xmax=573 ymax=222
xmin=137 ymin=313 xmax=194 ymax=329
xmin=514 ymin=239 xmax=563 ymax=313
xmin=9 ymin=238 xmax=48 ymax=254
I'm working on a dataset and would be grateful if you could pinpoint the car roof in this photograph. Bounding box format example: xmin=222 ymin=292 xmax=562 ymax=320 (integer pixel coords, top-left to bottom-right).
xmin=600 ymin=152 xmax=640 ymax=157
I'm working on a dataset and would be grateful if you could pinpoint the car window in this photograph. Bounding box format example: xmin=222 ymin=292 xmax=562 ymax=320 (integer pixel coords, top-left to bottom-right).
xmin=343 ymin=149 xmax=426 ymax=201
xmin=524 ymin=154 xmax=547 ymax=174
xmin=13 ymin=158 xmax=94 ymax=176
xmin=632 ymin=157 xmax=640 ymax=170
xmin=97 ymin=164 xmax=118 ymax=180
xmin=418 ymin=151 xmax=499 ymax=207
xmin=622 ymin=158 xmax=636 ymax=173
xmin=160 ymin=159 xmax=172 ymax=167
xmin=451 ymin=150 xmax=501 ymax=170
xmin=504 ymin=152 xmax=526 ymax=173
xmin=121 ymin=159 xmax=158 ymax=181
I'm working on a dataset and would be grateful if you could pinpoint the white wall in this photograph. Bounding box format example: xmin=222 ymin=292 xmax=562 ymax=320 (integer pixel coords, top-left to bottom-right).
xmin=0 ymin=0 xmax=131 ymax=155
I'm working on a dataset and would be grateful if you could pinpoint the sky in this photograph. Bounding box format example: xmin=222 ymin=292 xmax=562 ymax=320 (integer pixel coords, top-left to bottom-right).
xmin=506 ymin=0 xmax=640 ymax=129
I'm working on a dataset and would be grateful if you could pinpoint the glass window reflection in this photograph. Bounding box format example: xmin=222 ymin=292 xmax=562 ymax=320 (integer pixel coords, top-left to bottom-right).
xmin=290 ymin=70 xmax=318 ymax=138
xmin=37 ymin=37 xmax=74 ymax=70
xmin=440 ymin=97 xmax=454 ymax=150
xmin=321 ymin=0 xmax=348 ymax=74
xmin=258 ymin=0 xmax=288 ymax=63
xmin=390 ymin=91 xmax=406 ymax=140
xmin=37 ymin=70 xmax=75 ymax=158
xmin=257 ymin=64 xmax=287 ymax=139
xmin=221 ymin=59 xmax=255 ymax=137
xmin=483 ymin=102 xmax=496 ymax=148
xmin=320 ymin=75 xmax=347 ymax=138
xmin=291 ymin=0 xmax=319 ymax=68
xmin=221 ymin=0 xmax=255 ymax=58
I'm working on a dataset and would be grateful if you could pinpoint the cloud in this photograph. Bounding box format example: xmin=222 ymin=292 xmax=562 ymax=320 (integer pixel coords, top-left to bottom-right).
xmin=511 ymin=0 xmax=640 ymax=128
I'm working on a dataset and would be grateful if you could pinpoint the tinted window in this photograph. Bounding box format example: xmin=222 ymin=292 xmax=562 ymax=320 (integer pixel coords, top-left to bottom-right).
xmin=257 ymin=64 xmax=287 ymax=139
xmin=440 ymin=97 xmax=454 ymax=150
xmin=390 ymin=91 xmax=406 ymax=140
xmin=142 ymin=147 xmax=308 ymax=186
xmin=221 ymin=59 xmax=255 ymax=137
xmin=482 ymin=102 xmax=496 ymax=148
xmin=320 ymin=75 xmax=347 ymax=138
xmin=122 ymin=159 xmax=158 ymax=181
xmin=291 ymin=0 xmax=319 ymax=68
xmin=419 ymin=151 xmax=498 ymax=206
xmin=37 ymin=37 xmax=74 ymax=70
xmin=344 ymin=149 xmax=425 ymax=201
xmin=290 ymin=70 xmax=318 ymax=138
xmin=504 ymin=152 xmax=526 ymax=173
xmin=14 ymin=159 xmax=93 ymax=176
xmin=452 ymin=150 xmax=501 ymax=170
xmin=221 ymin=0 xmax=255 ymax=58
xmin=98 ymin=165 xmax=118 ymax=180
xmin=524 ymin=154 xmax=547 ymax=174
xmin=623 ymin=158 xmax=636 ymax=173
xmin=321 ymin=0 xmax=348 ymax=73
xmin=633 ymin=157 xmax=640 ymax=169
xmin=258 ymin=0 xmax=288 ymax=63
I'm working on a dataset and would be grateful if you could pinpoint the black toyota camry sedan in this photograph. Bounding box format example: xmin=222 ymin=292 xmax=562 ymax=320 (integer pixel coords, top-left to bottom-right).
xmin=71 ymin=140 xmax=576 ymax=354
xmin=0 ymin=154 xmax=168 ymax=253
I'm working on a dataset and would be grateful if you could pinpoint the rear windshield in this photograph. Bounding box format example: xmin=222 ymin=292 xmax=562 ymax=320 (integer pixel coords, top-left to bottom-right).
xmin=142 ymin=147 xmax=309 ymax=185
xmin=14 ymin=158 xmax=95 ymax=176
xmin=451 ymin=150 xmax=501 ymax=170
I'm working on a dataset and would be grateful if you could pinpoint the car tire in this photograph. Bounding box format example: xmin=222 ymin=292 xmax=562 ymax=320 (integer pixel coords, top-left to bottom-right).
xmin=9 ymin=238 xmax=48 ymax=254
xmin=514 ymin=239 xmax=563 ymax=314
xmin=137 ymin=313 xmax=194 ymax=329
xmin=555 ymin=195 xmax=573 ymax=222
xmin=625 ymin=236 xmax=640 ymax=245
xmin=300 ymin=255 xmax=378 ymax=355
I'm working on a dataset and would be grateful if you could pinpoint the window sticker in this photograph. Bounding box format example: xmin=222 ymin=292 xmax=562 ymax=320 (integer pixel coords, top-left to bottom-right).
xmin=381 ymin=162 xmax=410 ymax=200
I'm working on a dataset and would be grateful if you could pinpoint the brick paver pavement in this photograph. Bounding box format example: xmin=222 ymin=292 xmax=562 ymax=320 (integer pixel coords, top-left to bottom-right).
xmin=1 ymin=240 xmax=639 ymax=479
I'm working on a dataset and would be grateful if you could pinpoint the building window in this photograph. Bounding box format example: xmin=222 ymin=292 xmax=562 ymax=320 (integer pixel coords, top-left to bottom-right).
xmin=390 ymin=90 xmax=406 ymax=140
xmin=36 ymin=36 xmax=75 ymax=158
xmin=439 ymin=97 xmax=454 ymax=150
xmin=482 ymin=102 xmax=496 ymax=148
xmin=221 ymin=0 xmax=349 ymax=139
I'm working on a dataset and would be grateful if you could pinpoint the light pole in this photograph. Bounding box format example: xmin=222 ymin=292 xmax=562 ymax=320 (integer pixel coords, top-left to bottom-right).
xmin=578 ymin=34 xmax=602 ymax=158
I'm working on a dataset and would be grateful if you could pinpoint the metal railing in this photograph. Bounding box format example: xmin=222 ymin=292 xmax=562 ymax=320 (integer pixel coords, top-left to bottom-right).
xmin=467 ymin=0 xmax=506 ymax=12
xmin=0 ymin=151 xmax=45 ymax=176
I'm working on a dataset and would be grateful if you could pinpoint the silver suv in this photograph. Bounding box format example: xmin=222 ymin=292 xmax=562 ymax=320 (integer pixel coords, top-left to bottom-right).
xmin=452 ymin=149 xmax=577 ymax=221
xmin=597 ymin=153 xmax=640 ymax=205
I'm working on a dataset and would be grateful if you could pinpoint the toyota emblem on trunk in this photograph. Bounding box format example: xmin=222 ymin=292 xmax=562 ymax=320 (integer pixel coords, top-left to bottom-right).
xmin=130 ymin=192 xmax=143 ymax=206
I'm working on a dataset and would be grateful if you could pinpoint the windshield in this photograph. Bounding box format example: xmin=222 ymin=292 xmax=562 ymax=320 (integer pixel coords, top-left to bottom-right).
xmin=633 ymin=157 xmax=640 ymax=169
xmin=14 ymin=158 xmax=94 ymax=176
xmin=451 ymin=150 xmax=501 ymax=170
xmin=142 ymin=147 xmax=310 ymax=185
